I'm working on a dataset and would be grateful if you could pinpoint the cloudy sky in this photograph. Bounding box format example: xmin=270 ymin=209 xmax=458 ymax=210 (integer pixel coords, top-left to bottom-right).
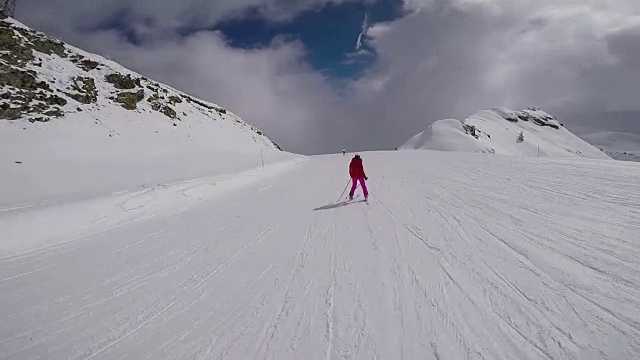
xmin=16 ymin=0 xmax=640 ymax=154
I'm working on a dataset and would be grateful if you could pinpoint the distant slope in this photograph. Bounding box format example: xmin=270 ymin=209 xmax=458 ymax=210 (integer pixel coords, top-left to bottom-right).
xmin=580 ymin=131 xmax=640 ymax=153
xmin=558 ymin=110 xmax=640 ymax=162
xmin=0 ymin=18 xmax=294 ymax=205
xmin=401 ymin=107 xmax=610 ymax=160
xmin=560 ymin=110 xmax=640 ymax=137
xmin=579 ymin=131 xmax=640 ymax=162
xmin=605 ymin=152 xmax=640 ymax=162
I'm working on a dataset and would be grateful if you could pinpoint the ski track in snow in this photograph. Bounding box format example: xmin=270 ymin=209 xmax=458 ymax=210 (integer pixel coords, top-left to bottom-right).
xmin=1 ymin=151 xmax=640 ymax=359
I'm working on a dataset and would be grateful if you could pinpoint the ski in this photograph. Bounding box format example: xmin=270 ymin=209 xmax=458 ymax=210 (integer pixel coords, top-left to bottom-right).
xmin=346 ymin=194 xmax=369 ymax=204
xmin=346 ymin=194 xmax=360 ymax=202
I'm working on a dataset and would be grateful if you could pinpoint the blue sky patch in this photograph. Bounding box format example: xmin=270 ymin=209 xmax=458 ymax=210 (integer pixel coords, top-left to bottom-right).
xmin=212 ymin=0 xmax=406 ymax=80
xmin=84 ymin=0 xmax=406 ymax=81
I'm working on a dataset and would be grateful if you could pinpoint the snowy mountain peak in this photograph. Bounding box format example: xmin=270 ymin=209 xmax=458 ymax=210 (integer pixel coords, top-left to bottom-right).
xmin=0 ymin=17 xmax=280 ymax=149
xmin=401 ymin=106 xmax=610 ymax=160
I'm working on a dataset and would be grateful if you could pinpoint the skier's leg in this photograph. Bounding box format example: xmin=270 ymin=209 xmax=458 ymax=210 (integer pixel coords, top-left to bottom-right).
xmin=359 ymin=178 xmax=369 ymax=198
xmin=348 ymin=178 xmax=357 ymax=199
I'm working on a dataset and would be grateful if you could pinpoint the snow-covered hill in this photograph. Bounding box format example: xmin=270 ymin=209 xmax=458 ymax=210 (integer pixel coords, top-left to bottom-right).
xmin=0 ymin=18 xmax=292 ymax=205
xmin=401 ymin=107 xmax=610 ymax=160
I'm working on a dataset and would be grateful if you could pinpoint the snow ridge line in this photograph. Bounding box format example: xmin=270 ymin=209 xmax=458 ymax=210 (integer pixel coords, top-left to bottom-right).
xmin=0 ymin=159 xmax=304 ymax=260
xmin=0 ymin=263 xmax=58 ymax=283
xmin=0 ymin=216 xmax=159 ymax=263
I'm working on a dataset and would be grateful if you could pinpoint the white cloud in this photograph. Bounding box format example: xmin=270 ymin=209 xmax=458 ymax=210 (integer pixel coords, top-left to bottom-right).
xmin=19 ymin=0 xmax=367 ymax=41
xmin=84 ymin=29 xmax=340 ymax=154
xmin=341 ymin=0 xmax=640 ymax=148
xmin=15 ymin=0 xmax=640 ymax=153
xmin=355 ymin=13 xmax=369 ymax=50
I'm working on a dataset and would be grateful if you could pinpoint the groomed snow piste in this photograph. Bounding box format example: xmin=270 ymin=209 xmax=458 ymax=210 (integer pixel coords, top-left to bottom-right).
xmin=1 ymin=150 xmax=639 ymax=359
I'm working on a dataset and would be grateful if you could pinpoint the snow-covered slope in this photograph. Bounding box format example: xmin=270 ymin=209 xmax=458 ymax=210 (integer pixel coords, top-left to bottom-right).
xmin=0 ymin=18 xmax=292 ymax=205
xmin=1 ymin=151 xmax=639 ymax=359
xmin=401 ymin=107 xmax=610 ymax=160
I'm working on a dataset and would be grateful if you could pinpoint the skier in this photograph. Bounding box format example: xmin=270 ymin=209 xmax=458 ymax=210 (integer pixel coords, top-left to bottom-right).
xmin=348 ymin=154 xmax=369 ymax=201
xmin=342 ymin=149 xmax=346 ymax=155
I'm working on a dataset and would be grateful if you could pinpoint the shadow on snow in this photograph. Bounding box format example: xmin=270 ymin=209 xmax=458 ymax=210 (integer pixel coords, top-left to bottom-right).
xmin=313 ymin=199 xmax=366 ymax=211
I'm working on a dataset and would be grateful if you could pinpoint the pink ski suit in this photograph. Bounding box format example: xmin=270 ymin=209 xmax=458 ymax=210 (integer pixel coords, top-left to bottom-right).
xmin=348 ymin=155 xmax=368 ymax=199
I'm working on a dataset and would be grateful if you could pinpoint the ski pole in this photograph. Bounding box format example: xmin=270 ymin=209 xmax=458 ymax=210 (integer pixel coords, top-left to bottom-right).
xmin=338 ymin=179 xmax=350 ymax=202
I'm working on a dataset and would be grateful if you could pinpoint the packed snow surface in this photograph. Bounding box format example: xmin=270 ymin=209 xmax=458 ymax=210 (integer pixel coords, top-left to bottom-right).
xmin=1 ymin=151 xmax=639 ymax=359
xmin=402 ymin=107 xmax=610 ymax=160
xmin=0 ymin=112 xmax=293 ymax=206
